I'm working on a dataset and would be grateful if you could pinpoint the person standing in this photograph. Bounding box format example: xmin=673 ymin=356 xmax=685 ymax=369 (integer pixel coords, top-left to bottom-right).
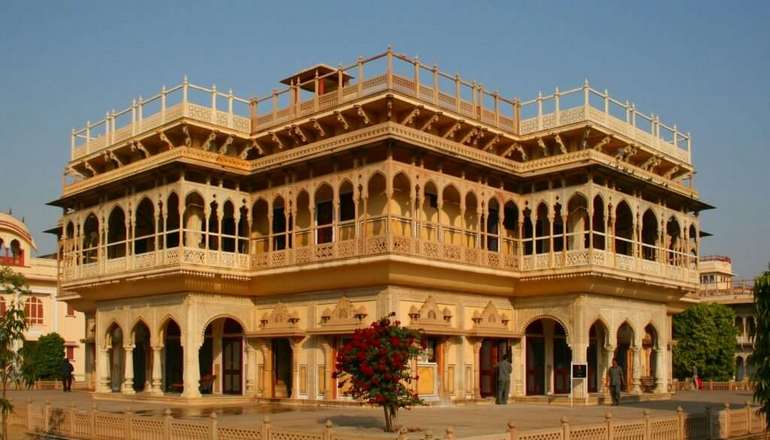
xmin=61 ymin=358 xmax=74 ymax=392
xmin=496 ymin=353 xmax=512 ymax=404
xmin=608 ymin=358 xmax=625 ymax=406
xmin=692 ymin=366 xmax=699 ymax=391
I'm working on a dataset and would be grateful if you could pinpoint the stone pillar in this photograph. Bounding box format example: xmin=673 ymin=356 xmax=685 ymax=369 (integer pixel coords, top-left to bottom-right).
xmin=289 ymin=337 xmax=304 ymax=399
xmin=654 ymin=348 xmax=666 ymax=393
xmin=471 ymin=338 xmax=482 ymax=399
xmin=602 ymin=345 xmax=615 ymax=398
xmin=571 ymin=343 xmax=588 ymax=399
xmin=320 ymin=339 xmax=333 ymax=401
xmin=181 ymin=336 xmax=201 ymax=399
xmin=246 ymin=343 xmax=257 ymax=396
xmin=631 ymin=346 xmax=642 ymax=394
xmin=212 ymin=321 xmax=223 ymax=394
xmin=150 ymin=345 xmax=163 ymax=395
xmin=512 ymin=339 xmax=524 ymax=397
xmin=122 ymin=345 xmax=135 ymax=395
xmin=97 ymin=347 xmax=111 ymax=393
xmin=260 ymin=341 xmax=273 ymax=399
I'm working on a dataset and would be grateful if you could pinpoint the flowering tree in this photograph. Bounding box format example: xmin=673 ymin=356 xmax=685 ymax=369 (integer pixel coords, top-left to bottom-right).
xmin=333 ymin=314 xmax=423 ymax=432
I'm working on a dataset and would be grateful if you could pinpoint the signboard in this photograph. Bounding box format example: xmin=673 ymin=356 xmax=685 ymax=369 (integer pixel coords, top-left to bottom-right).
xmin=572 ymin=363 xmax=587 ymax=379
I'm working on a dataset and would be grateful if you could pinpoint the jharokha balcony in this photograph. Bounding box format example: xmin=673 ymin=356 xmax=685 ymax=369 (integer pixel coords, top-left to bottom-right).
xmin=59 ymin=167 xmax=699 ymax=289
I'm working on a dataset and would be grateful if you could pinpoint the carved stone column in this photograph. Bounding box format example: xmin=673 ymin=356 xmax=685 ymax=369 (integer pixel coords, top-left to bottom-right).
xmin=97 ymin=347 xmax=111 ymax=393
xmin=471 ymin=338 xmax=482 ymax=399
xmin=289 ymin=337 xmax=306 ymax=399
xmin=122 ymin=345 xmax=135 ymax=395
xmin=150 ymin=345 xmax=163 ymax=395
xmin=631 ymin=346 xmax=642 ymax=394
xmin=181 ymin=335 xmax=201 ymax=399
xmin=654 ymin=347 xmax=666 ymax=393
xmin=246 ymin=343 xmax=257 ymax=396
xmin=602 ymin=345 xmax=615 ymax=398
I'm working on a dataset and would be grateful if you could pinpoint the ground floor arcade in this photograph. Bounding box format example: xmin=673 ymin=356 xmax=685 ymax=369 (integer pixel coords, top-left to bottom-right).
xmin=89 ymin=288 xmax=672 ymax=402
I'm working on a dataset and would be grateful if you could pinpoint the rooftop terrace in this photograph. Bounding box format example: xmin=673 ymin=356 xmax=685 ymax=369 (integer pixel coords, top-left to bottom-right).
xmin=69 ymin=48 xmax=693 ymax=165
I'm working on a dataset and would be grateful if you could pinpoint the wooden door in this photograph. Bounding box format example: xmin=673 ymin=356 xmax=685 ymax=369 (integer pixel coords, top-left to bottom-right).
xmin=479 ymin=340 xmax=498 ymax=397
xmin=526 ymin=337 xmax=545 ymax=395
xmin=553 ymin=337 xmax=571 ymax=394
xmin=222 ymin=337 xmax=242 ymax=394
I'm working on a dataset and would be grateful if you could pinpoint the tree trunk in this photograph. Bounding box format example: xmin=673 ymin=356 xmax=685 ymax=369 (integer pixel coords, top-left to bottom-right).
xmin=382 ymin=405 xmax=398 ymax=432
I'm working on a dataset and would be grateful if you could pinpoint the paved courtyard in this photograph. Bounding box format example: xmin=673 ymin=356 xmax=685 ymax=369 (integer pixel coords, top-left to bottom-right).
xmin=9 ymin=390 xmax=756 ymax=438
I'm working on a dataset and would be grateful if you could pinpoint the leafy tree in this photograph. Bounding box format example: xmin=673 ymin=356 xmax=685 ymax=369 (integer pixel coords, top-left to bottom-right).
xmin=673 ymin=302 xmax=737 ymax=381
xmin=749 ymin=267 xmax=770 ymax=426
xmin=333 ymin=314 xmax=423 ymax=432
xmin=0 ymin=266 xmax=29 ymax=440
xmin=23 ymin=333 xmax=65 ymax=381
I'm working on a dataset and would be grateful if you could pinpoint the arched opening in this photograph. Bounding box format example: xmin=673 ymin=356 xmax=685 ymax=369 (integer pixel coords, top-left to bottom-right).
xmin=338 ymin=181 xmax=356 ymax=241
xmin=464 ymin=192 xmax=479 ymax=248
xmin=165 ymin=193 xmax=180 ymax=248
xmin=238 ymin=205 xmax=249 ymax=253
xmin=82 ymin=213 xmax=99 ymax=264
xmin=588 ymin=320 xmax=609 ymax=393
xmin=200 ymin=317 xmax=244 ymax=395
xmin=107 ymin=206 xmax=127 ymax=259
xmin=106 ymin=323 xmax=124 ymax=392
xmin=272 ymin=338 xmax=293 ymax=398
xmin=666 ymin=217 xmax=681 ymax=266
xmin=736 ymin=357 xmax=745 ymax=382
xmin=221 ymin=201 xmax=237 ymax=252
xmin=642 ymin=324 xmax=658 ymax=391
xmin=567 ymin=195 xmax=589 ymax=251
xmin=502 ymin=201 xmax=519 ymax=256
xmin=251 ymin=199 xmax=269 ymax=254
xmin=615 ymin=322 xmax=635 ymax=393
xmin=421 ymin=181 xmax=439 ymax=241
xmin=183 ymin=193 xmax=205 ymax=249
xmin=523 ymin=207 xmax=534 ymax=255
xmin=534 ymin=203 xmax=550 ymax=254
xmin=553 ymin=203 xmax=564 ymax=252
xmin=162 ymin=319 xmax=183 ymax=393
xmin=641 ymin=209 xmax=658 ymax=261
xmin=391 ymin=173 xmax=412 ymax=237
xmin=315 ymin=184 xmax=334 ymax=244
xmin=614 ymin=202 xmax=634 ymax=256
xmin=525 ymin=318 xmax=571 ymax=395
xmin=271 ymin=196 xmax=290 ymax=250
xmin=208 ymin=200 xmax=219 ymax=250
xmin=131 ymin=321 xmax=151 ymax=392
xmin=441 ymin=185 xmax=462 ymax=245
xmin=294 ymin=191 xmax=311 ymax=247
xmin=486 ymin=199 xmax=500 ymax=252
xmin=688 ymin=224 xmax=698 ymax=269
xmin=592 ymin=196 xmax=605 ymax=250
xmin=134 ymin=198 xmax=155 ymax=255
xmin=366 ymin=173 xmax=387 ymax=237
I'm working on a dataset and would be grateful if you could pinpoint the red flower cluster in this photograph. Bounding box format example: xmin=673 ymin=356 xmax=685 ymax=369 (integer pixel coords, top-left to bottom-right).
xmin=333 ymin=314 xmax=423 ymax=412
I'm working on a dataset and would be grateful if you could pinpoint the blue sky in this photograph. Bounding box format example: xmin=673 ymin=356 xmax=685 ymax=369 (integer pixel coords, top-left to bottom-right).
xmin=0 ymin=1 xmax=768 ymax=278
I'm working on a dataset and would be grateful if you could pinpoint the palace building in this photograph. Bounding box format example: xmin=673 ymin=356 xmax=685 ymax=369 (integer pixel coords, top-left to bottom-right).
xmin=0 ymin=212 xmax=87 ymax=383
xmin=53 ymin=49 xmax=708 ymax=403
xmin=696 ymin=256 xmax=755 ymax=382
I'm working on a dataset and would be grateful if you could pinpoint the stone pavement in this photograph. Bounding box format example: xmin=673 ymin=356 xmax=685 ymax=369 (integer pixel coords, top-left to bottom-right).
xmin=8 ymin=390 xmax=757 ymax=438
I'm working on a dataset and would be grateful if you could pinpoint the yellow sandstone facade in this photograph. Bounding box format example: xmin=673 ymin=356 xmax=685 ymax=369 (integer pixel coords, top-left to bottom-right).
xmin=54 ymin=49 xmax=706 ymax=402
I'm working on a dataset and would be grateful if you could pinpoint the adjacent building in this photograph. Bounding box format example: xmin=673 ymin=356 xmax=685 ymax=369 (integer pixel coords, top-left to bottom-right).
xmin=53 ymin=49 xmax=707 ymax=402
xmin=697 ymin=255 xmax=754 ymax=381
xmin=0 ymin=212 xmax=87 ymax=382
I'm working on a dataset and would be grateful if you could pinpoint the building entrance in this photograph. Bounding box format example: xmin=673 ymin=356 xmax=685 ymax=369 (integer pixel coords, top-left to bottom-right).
xmin=272 ymin=338 xmax=292 ymax=398
xmin=479 ymin=339 xmax=510 ymax=398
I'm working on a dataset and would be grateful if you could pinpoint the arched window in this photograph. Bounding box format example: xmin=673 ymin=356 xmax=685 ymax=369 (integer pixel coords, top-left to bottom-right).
xmin=25 ymin=297 xmax=44 ymax=325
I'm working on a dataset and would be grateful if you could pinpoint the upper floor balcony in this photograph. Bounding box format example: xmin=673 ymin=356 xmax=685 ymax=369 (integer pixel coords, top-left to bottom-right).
xmin=58 ymin=164 xmax=700 ymax=289
xmin=68 ymin=49 xmax=693 ymax=169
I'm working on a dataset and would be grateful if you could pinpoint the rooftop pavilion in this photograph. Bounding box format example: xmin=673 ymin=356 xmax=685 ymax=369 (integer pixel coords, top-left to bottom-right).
xmin=67 ymin=48 xmax=694 ymax=189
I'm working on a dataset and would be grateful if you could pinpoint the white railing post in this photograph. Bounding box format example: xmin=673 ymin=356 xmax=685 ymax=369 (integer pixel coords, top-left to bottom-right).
xmin=357 ymin=56 xmax=364 ymax=95
xmin=131 ymin=99 xmax=137 ymax=136
xmin=676 ymin=407 xmax=684 ymax=440
xmin=554 ymin=87 xmax=561 ymax=125
xmin=604 ymin=89 xmax=609 ymax=114
xmin=386 ymin=46 xmax=393 ymax=89
xmin=582 ymin=79 xmax=590 ymax=118
xmin=109 ymin=111 xmax=115 ymax=145
xmin=210 ymin=412 xmax=219 ymax=440
xmin=161 ymin=85 xmax=167 ymax=123
xmin=71 ymin=128 xmax=77 ymax=158
xmin=182 ymin=76 xmax=189 ymax=118
xmin=560 ymin=417 xmax=569 ymax=440
xmin=228 ymin=89 xmax=234 ymax=128
xmin=211 ymin=84 xmax=217 ymax=123
xmin=138 ymin=96 xmax=144 ymax=130
xmin=673 ymin=125 xmax=678 ymax=148
xmin=630 ymin=104 xmax=636 ymax=128
xmin=432 ymin=65 xmax=439 ymax=105
xmin=163 ymin=408 xmax=172 ymax=436
xmin=454 ymin=74 xmax=461 ymax=113
xmin=261 ymin=416 xmax=272 ymax=440
xmin=536 ymin=91 xmax=543 ymax=130
xmin=414 ymin=56 xmax=420 ymax=97
xmin=687 ymin=132 xmax=692 ymax=163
